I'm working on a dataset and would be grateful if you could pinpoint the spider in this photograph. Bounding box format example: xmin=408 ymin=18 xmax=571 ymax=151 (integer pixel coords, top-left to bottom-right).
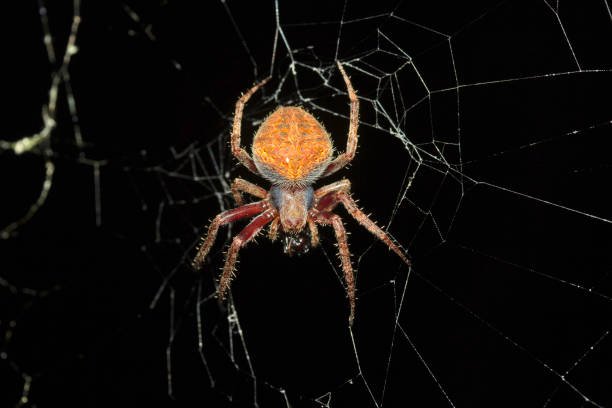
xmin=193 ymin=61 xmax=410 ymax=325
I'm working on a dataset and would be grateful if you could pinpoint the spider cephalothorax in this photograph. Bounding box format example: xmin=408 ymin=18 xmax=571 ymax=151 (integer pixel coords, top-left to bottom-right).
xmin=193 ymin=61 xmax=410 ymax=325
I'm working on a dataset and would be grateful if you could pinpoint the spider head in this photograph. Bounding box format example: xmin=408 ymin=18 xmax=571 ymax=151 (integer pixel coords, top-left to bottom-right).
xmin=270 ymin=185 xmax=314 ymax=234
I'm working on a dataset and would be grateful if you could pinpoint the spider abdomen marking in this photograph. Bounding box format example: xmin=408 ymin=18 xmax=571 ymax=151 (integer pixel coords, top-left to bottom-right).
xmin=252 ymin=106 xmax=333 ymax=185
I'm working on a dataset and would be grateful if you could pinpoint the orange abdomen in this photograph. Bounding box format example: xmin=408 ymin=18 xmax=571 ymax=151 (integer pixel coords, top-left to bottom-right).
xmin=252 ymin=107 xmax=332 ymax=183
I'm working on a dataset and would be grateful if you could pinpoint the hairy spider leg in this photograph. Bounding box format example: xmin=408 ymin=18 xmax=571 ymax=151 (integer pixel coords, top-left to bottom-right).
xmin=218 ymin=209 xmax=276 ymax=297
xmin=314 ymin=184 xmax=410 ymax=325
xmin=231 ymin=77 xmax=271 ymax=174
xmin=307 ymin=218 xmax=320 ymax=247
xmin=314 ymin=211 xmax=356 ymax=326
xmin=322 ymin=62 xmax=359 ymax=177
xmin=231 ymin=177 xmax=267 ymax=206
xmin=338 ymin=192 xmax=410 ymax=265
xmin=315 ymin=179 xmax=351 ymax=211
xmin=317 ymin=188 xmax=410 ymax=266
xmin=192 ymin=201 xmax=268 ymax=269
xmin=268 ymin=217 xmax=279 ymax=242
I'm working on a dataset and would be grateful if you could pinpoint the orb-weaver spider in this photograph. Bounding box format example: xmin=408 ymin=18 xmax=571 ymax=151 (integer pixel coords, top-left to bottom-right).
xmin=193 ymin=61 xmax=410 ymax=325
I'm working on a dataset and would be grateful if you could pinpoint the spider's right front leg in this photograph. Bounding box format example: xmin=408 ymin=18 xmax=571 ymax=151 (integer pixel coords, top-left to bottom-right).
xmin=192 ymin=201 xmax=267 ymax=269
xmin=218 ymin=209 xmax=276 ymax=297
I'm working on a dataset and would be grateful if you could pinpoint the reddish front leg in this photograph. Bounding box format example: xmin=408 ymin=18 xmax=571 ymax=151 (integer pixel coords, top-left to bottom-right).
xmin=218 ymin=209 xmax=276 ymax=297
xmin=314 ymin=211 xmax=356 ymax=326
xmin=337 ymin=192 xmax=410 ymax=265
xmin=315 ymin=179 xmax=350 ymax=212
xmin=318 ymin=191 xmax=410 ymax=266
xmin=192 ymin=201 xmax=268 ymax=269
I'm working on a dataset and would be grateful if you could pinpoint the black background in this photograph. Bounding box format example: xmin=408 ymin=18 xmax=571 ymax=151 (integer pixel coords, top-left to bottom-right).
xmin=2 ymin=1 xmax=611 ymax=407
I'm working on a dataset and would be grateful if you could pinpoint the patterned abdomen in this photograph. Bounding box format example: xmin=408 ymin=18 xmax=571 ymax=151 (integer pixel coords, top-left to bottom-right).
xmin=252 ymin=107 xmax=332 ymax=184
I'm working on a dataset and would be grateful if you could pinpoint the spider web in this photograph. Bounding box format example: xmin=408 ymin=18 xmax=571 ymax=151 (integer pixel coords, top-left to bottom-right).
xmin=1 ymin=0 xmax=611 ymax=407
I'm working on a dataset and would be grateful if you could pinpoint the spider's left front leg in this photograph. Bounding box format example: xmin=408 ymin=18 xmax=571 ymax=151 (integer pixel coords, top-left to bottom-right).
xmin=218 ymin=209 xmax=276 ymax=298
xmin=314 ymin=211 xmax=356 ymax=326
xmin=337 ymin=192 xmax=410 ymax=265
xmin=315 ymin=180 xmax=410 ymax=265
xmin=314 ymin=179 xmax=350 ymax=211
